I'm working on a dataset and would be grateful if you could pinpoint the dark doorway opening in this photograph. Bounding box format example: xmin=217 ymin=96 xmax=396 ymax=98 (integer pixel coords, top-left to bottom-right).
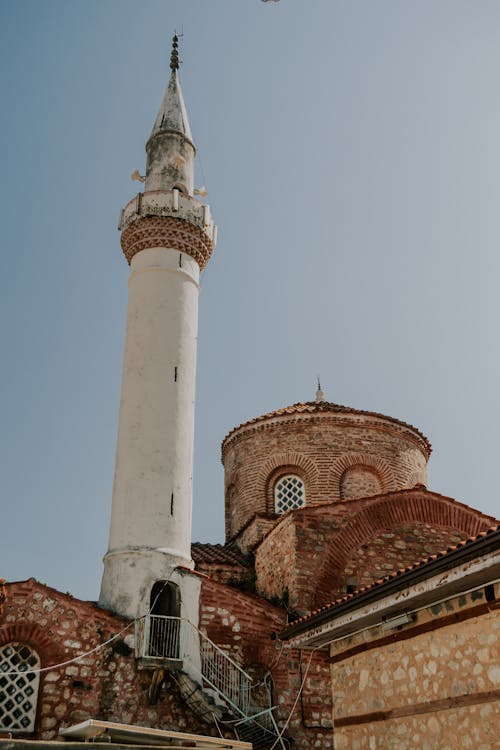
xmin=148 ymin=581 xmax=181 ymax=658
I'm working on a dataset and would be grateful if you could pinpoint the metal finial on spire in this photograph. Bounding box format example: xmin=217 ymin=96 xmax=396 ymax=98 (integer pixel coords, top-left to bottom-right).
xmin=170 ymin=34 xmax=180 ymax=71
xmin=315 ymin=376 xmax=325 ymax=403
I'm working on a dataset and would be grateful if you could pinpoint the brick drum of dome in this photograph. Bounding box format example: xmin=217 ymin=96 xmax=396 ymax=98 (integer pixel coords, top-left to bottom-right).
xmin=221 ymin=401 xmax=432 ymax=541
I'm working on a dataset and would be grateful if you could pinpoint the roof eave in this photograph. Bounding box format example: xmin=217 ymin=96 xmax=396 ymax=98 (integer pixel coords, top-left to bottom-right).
xmin=279 ymin=528 xmax=500 ymax=645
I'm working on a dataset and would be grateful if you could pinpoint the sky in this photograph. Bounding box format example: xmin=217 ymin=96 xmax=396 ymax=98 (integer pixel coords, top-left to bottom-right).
xmin=1 ymin=0 xmax=500 ymax=601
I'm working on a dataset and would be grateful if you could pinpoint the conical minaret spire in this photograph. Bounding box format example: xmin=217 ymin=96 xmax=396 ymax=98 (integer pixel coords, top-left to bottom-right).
xmin=145 ymin=35 xmax=195 ymax=195
xmin=100 ymin=39 xmax=216 ymax=619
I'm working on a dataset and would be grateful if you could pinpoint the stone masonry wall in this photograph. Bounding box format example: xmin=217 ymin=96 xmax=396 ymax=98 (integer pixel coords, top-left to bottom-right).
xmin=254 ymin=505 xmax=345 ymax=613
xmin=0 ymin=580 xmax=220 ymax=740
xmin=253 ymin=515 xmax=298 ymax=608
xmin=223 ymin=411 xmax=429 ymax=541
xmin=342 ymin=524 xmax=470 ymax=590
xmin=330 ymin=583 xmax=500 ymax=749
xmin=313 ymin=490 xmax=496 ymax=608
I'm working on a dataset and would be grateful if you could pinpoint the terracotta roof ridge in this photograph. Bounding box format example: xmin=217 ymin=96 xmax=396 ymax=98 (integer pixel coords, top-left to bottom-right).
xmin=221 ymin=400 xmax=431 ymax=454
xmin=340 ymin=485 xmax=500 ymax=520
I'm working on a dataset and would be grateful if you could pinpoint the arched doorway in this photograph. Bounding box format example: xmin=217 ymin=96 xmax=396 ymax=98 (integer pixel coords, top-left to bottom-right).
xmin=148 ymin=582 xmax=181 ymax=658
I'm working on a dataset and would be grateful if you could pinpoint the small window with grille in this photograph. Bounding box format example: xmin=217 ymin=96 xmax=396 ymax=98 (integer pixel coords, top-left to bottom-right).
xmin=274 ymin=474 xmax=306 ymax=514
xmin=0 ymin=642 xmax=40 ymax=733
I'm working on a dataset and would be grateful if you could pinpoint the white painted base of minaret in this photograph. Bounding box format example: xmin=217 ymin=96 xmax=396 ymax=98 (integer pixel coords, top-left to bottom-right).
xmin=100 ymin=247 xmax=199 ymax=618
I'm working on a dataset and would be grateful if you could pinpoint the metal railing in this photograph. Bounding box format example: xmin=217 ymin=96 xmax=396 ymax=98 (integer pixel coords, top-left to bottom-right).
xmin=135 ymin=616 xmax=286 ymax=747
xmin=199 ymin=629 xmax=252 ymax=715
xmin=135 ymin=616 xmax=252 ymax=714
xmin=135 ymin=615 xmax=181 ymax=660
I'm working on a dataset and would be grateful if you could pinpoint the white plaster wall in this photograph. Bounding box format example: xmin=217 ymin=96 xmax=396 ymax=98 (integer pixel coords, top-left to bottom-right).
xmin=100 ymin=246 xmax=199 ymax=617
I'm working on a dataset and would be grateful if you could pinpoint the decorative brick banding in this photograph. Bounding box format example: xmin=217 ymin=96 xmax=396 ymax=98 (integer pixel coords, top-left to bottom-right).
xmin=120 ymin=216 xmax=213 ymax=269
xmin=0 ymin=621 xmax=64 ymax=667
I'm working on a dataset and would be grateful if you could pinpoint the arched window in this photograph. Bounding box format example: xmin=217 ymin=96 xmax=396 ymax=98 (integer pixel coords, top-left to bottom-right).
xmin=0 ymin=642 xmax=40 ymax=733
xmin=274 ymin=474 xmax=306 ymax=514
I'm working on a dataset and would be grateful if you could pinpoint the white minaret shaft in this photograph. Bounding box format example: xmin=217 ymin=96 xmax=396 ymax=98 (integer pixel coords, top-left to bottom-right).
xmin=100 ymin=38 xmax=216 ymax=618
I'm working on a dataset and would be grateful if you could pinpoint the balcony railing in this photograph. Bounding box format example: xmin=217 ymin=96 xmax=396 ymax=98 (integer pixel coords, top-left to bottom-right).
xmin=136 ymin=614 xmax=181 ymax=660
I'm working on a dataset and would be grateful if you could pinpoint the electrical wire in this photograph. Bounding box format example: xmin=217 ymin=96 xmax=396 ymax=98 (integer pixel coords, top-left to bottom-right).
xmin=2 ymin=620 xmax=135 ymax=676
xmin=2 ymin=575 xmax=178 ymax=677
xmin=268 ymin=646 xmax=318 ymax=750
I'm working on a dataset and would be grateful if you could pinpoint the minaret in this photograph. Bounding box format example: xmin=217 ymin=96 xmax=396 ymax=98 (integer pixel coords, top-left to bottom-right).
xmin=99 ymin=37 xmax=216 ymax=618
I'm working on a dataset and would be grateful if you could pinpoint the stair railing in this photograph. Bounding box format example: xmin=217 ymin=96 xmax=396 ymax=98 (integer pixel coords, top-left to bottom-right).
xmin=135 ymin=616 xmax=252 ymax=714
xmin=135 ymin=615 xmax=286 ymax=748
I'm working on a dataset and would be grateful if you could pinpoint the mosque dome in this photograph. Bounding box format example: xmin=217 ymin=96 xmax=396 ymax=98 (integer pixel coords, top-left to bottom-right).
xmin=222 ymin=400 xmax=431 ymax=542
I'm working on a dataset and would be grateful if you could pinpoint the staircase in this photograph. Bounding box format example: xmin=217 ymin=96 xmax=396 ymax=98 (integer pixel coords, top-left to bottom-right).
xmin=135 ymin=615 xmax=287 ymax=749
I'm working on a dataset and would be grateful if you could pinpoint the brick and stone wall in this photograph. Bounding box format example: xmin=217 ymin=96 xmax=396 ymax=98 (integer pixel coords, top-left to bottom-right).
xmin=222 ymin=404 xmax=430 ymax=542
xmin=329 ymin=583 xmax=500 ymax=749
xmin=199 ymin=578 xmax=333 ymax=750
xmin=254 ymin=505 xmax=345 ymax=613
xmin=0 ymin=580 xmax=220 ymax=740
xmin=1 ymin=578 xmax=335 ymax=750
xmin=342 ymin=524 xmax=469 ymax=590
xmin=252 ymin=488 xmax=496 ymax=612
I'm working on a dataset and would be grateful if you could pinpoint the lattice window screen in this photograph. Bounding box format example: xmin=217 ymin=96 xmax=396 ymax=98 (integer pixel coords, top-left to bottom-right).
xmin=274 ymin=475 xmax=306 ymax=514
xmin=0 ymin=642 xmax=40 ymax=732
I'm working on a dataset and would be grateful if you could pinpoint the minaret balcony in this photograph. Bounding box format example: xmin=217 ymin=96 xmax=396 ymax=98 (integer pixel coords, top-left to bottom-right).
xmin=119 ymin=189 xmax=216 ymax=243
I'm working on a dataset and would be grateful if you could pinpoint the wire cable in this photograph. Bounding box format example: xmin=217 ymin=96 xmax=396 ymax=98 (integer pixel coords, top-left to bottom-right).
xmin=268 ymin=646 xmax=317 ymax=750
xmin=2 ymin=620 xmax=135 ymax=676
xmin=2 ymin=573 xmax=180 ymax=677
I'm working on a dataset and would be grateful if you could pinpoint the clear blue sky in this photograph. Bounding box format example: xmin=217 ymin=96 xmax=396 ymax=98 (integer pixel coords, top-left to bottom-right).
xmin=1 ymin=0 xmax=499 ymax=600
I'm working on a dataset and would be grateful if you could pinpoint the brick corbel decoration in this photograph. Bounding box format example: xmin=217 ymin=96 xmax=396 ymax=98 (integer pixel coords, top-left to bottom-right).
xmin=405 ymin=468 xmax=428 ymax=488
xmin=121 ymin=216 xmax=213 ymax=269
